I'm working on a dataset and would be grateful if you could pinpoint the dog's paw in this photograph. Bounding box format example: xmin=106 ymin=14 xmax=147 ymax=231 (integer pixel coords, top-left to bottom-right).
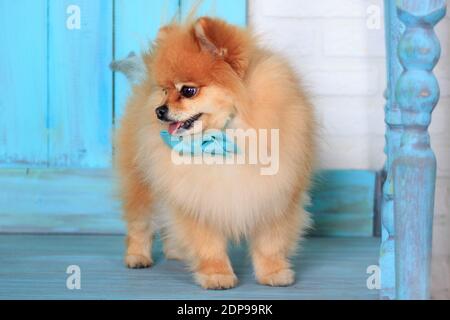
xmin=195 ymin=272 xmax=238 ymax=290
xmin=125 ymin=254 xmax=152 ymax=269
xmin=257 ymin=268 xmax=295 ymax=287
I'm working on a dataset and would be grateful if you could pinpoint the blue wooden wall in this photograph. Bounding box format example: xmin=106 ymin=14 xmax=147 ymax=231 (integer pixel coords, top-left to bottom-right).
xmin=48 ymin=0 xmax=113 ymax=168
xmin=0 ymin=0 xmax=49 ymax=167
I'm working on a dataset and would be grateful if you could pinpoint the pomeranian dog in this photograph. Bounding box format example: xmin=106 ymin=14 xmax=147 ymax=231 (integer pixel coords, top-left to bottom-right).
xmin=115 ymin=16 xmax=315 ymax=290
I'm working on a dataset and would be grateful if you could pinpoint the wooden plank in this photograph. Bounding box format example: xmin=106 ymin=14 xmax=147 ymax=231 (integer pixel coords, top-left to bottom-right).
xmin=48 ymin=0 xmax=113 ymax=168
xmin=0 ymin=169 xmax=377 ymax=237
xmin=180 ymin=0 xmax=247 ymax=26
xmin=0 ymin=234 xmax=379 ymax=300
xmin=114 ymin=0 xmax=179 ymax=123
xmin=0 ymin=169 xmax=122 ymax=234
xmin=307 ymin=170 xmax=377 ymax=237
xmin=0 ymin=0 xmax=48 ymax=167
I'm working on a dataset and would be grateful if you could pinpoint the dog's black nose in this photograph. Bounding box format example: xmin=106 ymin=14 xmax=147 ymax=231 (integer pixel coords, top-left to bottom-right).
xmin=156 ymin=105 xmax=169 ymax=120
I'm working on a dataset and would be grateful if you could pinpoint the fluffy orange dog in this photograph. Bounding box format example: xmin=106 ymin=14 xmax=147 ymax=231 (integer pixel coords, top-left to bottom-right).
xmin=116 ymin=17 xmax=315 ymax=290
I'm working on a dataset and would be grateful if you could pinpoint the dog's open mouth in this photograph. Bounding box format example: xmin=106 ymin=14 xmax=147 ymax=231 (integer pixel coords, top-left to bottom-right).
xmin=168 ymin=113 xmax=203 ymax=135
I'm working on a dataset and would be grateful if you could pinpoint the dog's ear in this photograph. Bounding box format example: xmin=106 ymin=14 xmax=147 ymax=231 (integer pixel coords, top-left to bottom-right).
xmin=194 ymin=17 xmax=250 ymax=78
xmin=194 ymin=18 xmax=227 ymax=58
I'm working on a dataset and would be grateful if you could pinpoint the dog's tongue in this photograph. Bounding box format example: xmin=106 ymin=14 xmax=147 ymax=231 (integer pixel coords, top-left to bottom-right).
xmin=168 ymin=122 xmax=183 ymax=135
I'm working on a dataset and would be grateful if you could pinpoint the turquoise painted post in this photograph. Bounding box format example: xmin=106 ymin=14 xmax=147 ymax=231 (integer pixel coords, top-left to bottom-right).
xmin=392 ymin=0 xmax=446 ymax=300
xmin=48 ymin=0 xmax=113 ymax=168
xmin=114 ymin=0 xmax=179 ymax=123
xmin=0 ymin=0 xmax=49 ymax=167
xmin=380 ymin=0 xmax=405 ymax=300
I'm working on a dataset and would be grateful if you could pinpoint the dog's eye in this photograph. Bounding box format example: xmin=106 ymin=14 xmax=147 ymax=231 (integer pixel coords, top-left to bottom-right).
xmin=180 ymin=86 xmax=198 ymax=99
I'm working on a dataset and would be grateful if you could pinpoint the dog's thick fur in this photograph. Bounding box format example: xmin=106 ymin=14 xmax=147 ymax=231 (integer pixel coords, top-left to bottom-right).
xmin=116 ymin=17 xmax=315 ymax=289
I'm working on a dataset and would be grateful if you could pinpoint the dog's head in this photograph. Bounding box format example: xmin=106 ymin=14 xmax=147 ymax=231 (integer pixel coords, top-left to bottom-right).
xmin=145 ymin=17 xmax=252 ymax=136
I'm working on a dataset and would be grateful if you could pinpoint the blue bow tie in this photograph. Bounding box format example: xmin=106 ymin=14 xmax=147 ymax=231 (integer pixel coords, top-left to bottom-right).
xmin=160 ymin=130 xmax=239 ymax=156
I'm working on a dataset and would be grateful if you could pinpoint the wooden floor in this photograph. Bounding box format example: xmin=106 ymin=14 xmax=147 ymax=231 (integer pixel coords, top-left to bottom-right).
xmin=0 ymin=235 xmax=380 ymax=300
